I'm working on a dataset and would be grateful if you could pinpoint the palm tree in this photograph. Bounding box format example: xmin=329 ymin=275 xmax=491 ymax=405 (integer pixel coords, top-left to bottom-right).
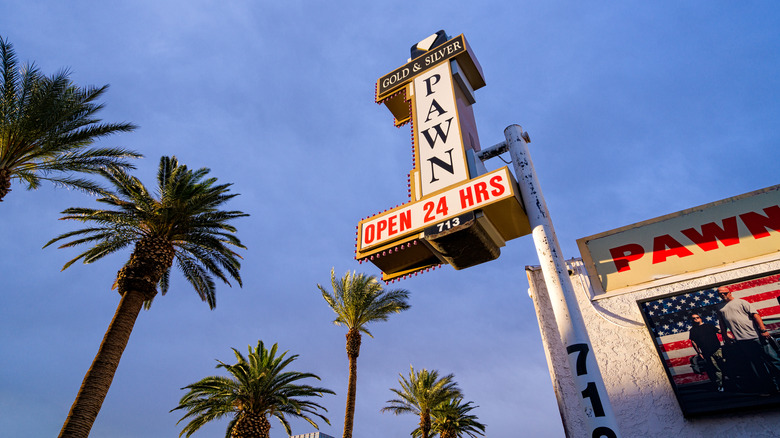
xmin=0 ymin=36 xmax=140 ymax=203
xmin=172 ymin=341 xmax=335 ymax=438
xmin=44 ymin=156 xmax=248 ymax=438
xmin=382 ymin=366 xmax=462 ymax=438
xmin=318 ymin=269 xmax=410 ymax=438
xmin=413 ymin=399 xmax=486 ymax=438
xmin=382 ymin=365 xmax=462 ymax=438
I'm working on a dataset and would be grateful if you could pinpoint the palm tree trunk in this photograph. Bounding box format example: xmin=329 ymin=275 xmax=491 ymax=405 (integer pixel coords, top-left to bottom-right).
xmin=58 ymin=289 xmax=145 ymax=438
xmin=60 ymin=237 xmax=172 ymax=437
xmin=0 ymin=168 xmax=11 ymax=202
xmin=343 ymin=329 xmax=362 ymax=438
xmin=231 ymin=412 xmax=271 ymax=438
xmin=419 ymin=412 xmax=431 ymax=438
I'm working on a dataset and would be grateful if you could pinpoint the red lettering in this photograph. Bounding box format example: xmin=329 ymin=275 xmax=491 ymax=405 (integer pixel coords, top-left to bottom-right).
xmin=652 ymin=234 xmax=694 ymax=264
xmin=364 ymin=224 xmax=375 ymax=245
xmin=681 ymin=217 xmax=739 ymax=251
xmin=388 ymin=215 xmax=398 ymax=235
xmin=436 ymin=196 xmax=448 ymax=216
xmin=376 ymin=219 xmax=388 ymax=239
xmin=474 ymin=182 xmax=488 ymax=203
xmin=490 ymin=175 xmax=505 ymax=196
xmin=423 ymin=201 xmax=436 ymax=222
xmin=740 ymin=205 xmax=780 ymax=239
xmin=609 ymin=244 xmax=645 ymax=272
xmin=399 ymin=210 xmax=411 ymax=232
xmin=460 ymin=187 xmax=474 ymax=209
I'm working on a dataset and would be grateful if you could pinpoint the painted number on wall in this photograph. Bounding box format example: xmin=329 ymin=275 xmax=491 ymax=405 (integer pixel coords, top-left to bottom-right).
xmin=566 ymin=343 xmax=618 ymax=438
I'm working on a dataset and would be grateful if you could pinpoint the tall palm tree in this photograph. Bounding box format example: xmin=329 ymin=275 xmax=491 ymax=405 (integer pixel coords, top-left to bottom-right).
xmin=44 ymin=156 xmax=248 ymax=438
xmin=0 ymin=36 xmax=140 ymax=203
xmin=382 ymin=366 xmax=462 ymax=438
xmin=413 ymin=399 xmax=486 ymax=438
xmin=318 ymin=269 xmax=410 ymax=438
xmin=172 ymin=341 xmax=335 ymax=438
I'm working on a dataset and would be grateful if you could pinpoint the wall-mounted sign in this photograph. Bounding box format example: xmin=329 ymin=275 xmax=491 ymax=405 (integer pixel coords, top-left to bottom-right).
xmin=637 ymin=272 xmax=780 ymax=416
xmin=578 ymin=185 xmax=780 ymax=295
xmin=356 ymin=31 xmax=530 ymax=281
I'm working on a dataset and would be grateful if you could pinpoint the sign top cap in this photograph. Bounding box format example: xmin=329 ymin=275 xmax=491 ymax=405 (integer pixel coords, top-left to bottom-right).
xmin=410 ymin=30 xmax=450 ymax=60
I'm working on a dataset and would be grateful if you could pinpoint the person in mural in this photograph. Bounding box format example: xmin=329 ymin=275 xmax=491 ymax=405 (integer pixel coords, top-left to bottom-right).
xmin=716 ymin=286 xmax=780 ymax=393
xmin=689 ymin=313 xmax=726 ymax=392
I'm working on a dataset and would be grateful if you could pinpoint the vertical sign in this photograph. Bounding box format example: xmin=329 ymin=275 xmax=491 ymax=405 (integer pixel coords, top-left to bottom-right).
xmin=413 ymin=62 xmax=470 ymax=196
xmin=356 ymin=32 xmax=530 ymax=282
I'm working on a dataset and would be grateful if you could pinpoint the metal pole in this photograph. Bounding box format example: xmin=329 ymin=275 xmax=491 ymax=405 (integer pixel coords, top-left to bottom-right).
xmin=504 ymin=124 xmax=621 ymax=438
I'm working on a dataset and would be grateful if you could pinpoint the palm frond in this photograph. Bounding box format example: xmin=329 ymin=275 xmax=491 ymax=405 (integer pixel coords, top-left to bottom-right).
xmin=0 ymin=36 xmax=140 ymax=201
xmin=175 ymin=254 xmax=217 ymax=308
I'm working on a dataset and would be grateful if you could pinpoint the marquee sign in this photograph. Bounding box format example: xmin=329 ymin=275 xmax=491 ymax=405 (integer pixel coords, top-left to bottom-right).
xmin=359 ymin=167 xmax=523 ymax=251
xmin=356 ymin=31 xmax=530 ymax=281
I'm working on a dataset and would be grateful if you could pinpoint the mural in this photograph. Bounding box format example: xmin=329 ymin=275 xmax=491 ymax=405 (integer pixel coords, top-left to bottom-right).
xmin=638 ymin=272 xmax=780 ymax=415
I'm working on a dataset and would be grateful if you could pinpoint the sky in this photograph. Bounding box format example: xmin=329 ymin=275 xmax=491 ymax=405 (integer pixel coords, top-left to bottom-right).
xmin=1 ymin=1 xmax=779 ymax=437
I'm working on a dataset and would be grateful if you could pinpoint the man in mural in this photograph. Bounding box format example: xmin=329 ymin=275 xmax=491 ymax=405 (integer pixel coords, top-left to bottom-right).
xmin=717 ymin=286 xmax=780 ymax=393
xmin=689 ymin=313 xmax=726 ymax=391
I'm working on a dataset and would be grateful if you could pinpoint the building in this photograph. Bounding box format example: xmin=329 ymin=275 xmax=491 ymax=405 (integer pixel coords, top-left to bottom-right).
xmin=290 ymin=432 xmax=336 ymax=438
xmin=527 ymin=185 xmax=780 ymax=436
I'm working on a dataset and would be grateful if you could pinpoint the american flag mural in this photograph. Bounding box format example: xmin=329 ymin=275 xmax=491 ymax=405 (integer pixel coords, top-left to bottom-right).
xmin=640 ymin=273 xmax=780 ymax=387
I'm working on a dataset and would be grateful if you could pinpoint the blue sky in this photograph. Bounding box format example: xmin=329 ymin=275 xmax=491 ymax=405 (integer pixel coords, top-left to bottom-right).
xmin=1 ymin=1 xmax=778 ymax=437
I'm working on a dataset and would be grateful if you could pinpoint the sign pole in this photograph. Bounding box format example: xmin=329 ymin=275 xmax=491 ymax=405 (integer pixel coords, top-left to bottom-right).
xmin=503 ymin=124 xmax=622 ymax=438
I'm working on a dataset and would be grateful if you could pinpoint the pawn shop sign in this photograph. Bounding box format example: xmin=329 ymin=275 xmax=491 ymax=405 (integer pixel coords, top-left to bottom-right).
xmin=356 ymin=31 xmax=531 ymax=281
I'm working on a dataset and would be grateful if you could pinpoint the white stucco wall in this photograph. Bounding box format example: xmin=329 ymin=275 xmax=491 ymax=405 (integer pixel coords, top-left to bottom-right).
xmin=527 ymin=258 xmax=780 ymax=437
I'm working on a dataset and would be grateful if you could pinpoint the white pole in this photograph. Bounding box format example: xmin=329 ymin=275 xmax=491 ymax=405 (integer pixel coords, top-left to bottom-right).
xmin=504 ymin=124 xmax=621 ymax=438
